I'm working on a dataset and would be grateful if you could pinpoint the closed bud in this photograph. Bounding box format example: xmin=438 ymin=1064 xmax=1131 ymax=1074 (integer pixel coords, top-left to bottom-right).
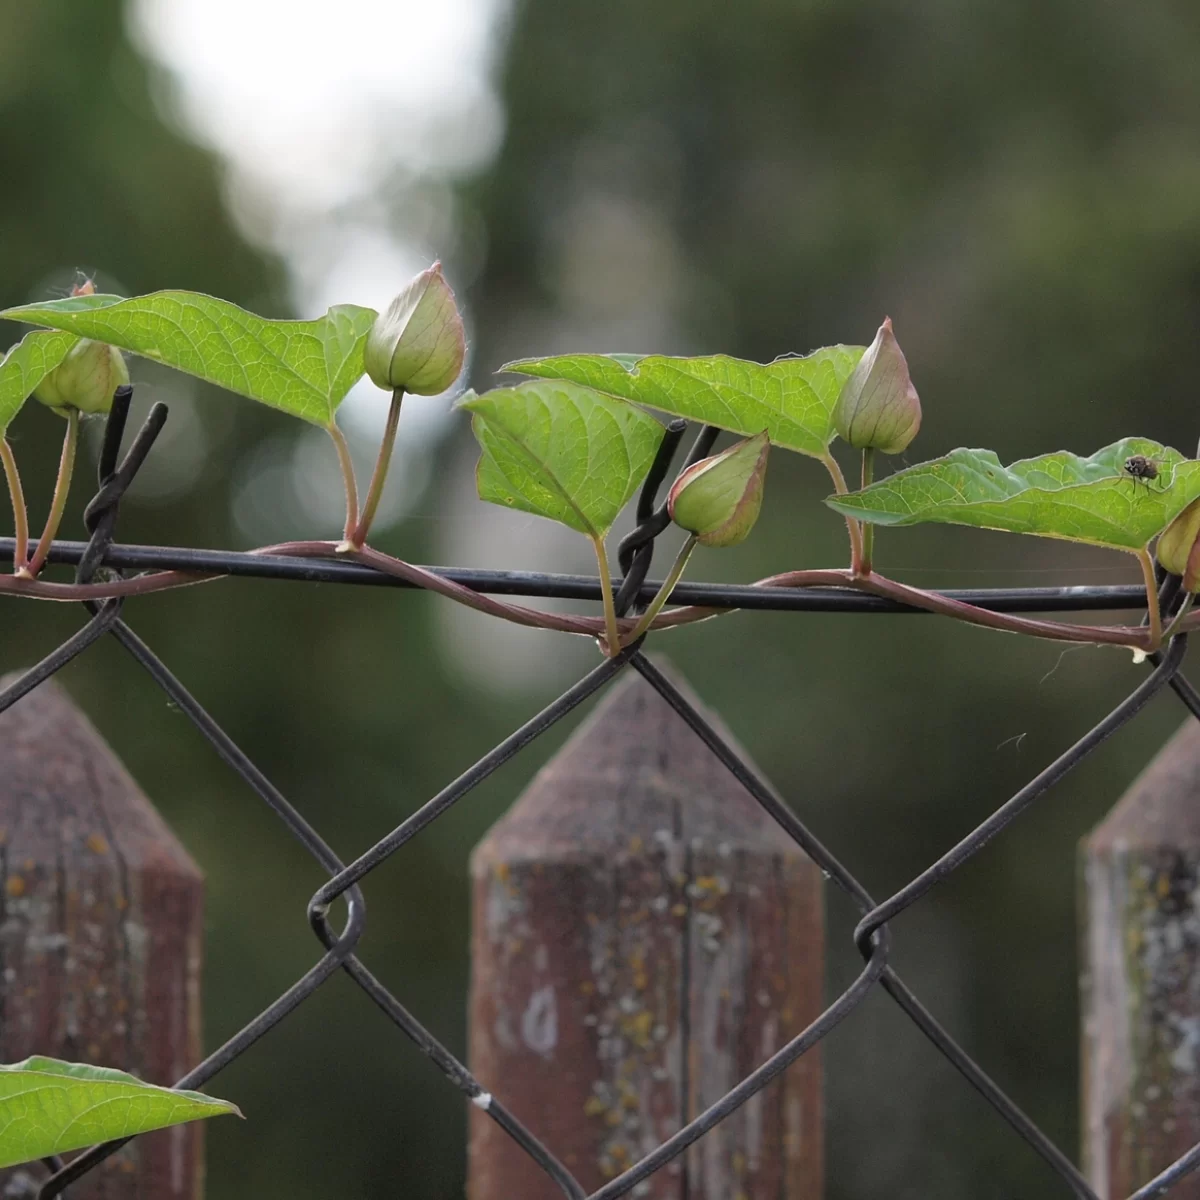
xmin=834 ymin=317 xmax=921 ymax=454
xmin=364 ymin=262 xmax=465 ymax=395
xmin=668 ymin=431 xmax=769 ymax=547
xmin=1158 ymin=498 xmax=1200 ymax=591
xmin=33 ymin=338 xmax=129 ymax=417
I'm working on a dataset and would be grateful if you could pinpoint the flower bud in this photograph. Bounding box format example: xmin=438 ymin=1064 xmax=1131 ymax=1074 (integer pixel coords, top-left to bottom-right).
xmin=33 ymin=338 xmax=129 ymax=416
xmin=1158 ymin=498 xmax=1200 ymax=591
xmin=834 ymin=317 xmax=921 ymax=454
xmin=363 ymin=262 xmax=465 ymax=395
xmin=668 ymin=431 xmax=769 ymax=547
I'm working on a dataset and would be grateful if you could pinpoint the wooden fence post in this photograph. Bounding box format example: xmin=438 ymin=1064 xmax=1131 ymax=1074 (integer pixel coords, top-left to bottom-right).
xmin=1082 ymin=716 xmax=1200 ymax=1198
xmin=469 ymin=658 xmax=824 ymax=1199
xmin=0 ymin=676 xmax=204 ymax=1199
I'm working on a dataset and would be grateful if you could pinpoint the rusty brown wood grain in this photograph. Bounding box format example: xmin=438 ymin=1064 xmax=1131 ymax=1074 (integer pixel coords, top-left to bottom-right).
xmin=469 ymin=659 xmax=824 ymax=1199
xmin=0 ymin=676 xmax=204 ymax=1199
xmin=1082 ymin=715 xmax=1200 ymax=1198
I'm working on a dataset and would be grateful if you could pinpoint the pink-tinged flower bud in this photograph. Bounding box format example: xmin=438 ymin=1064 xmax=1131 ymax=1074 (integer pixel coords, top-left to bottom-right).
xmin=834 ymin=317 xmax=921 ymax=454
xmin=1158 ymin=498 xmax=1200 ymax=591
xmin=364 ymin=262 xmax=465 ymax=395
xmin=668 ymin=431 xmax=769 ymax=547
xmin=33 ymin=338 xmax=129 ymax=416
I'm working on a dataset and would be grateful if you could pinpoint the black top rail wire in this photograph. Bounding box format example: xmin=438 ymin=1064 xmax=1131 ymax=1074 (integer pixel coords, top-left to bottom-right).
xmin=0 ymin=389 xmax=1192 ymax=1200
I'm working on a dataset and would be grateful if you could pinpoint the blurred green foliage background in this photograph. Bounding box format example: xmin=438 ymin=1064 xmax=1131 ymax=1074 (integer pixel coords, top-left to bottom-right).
xmin=4 ymin=1 xmax=1200 ymax=1196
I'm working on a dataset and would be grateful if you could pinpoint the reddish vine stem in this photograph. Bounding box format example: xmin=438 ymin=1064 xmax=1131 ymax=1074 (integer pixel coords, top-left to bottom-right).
xmin=262 ymin=540 xmax=626 ymax=639
xmin=0 ymin=537 xmax=1173 ymax=654
xmin=0 ymin=569 xmax=215 ymax=601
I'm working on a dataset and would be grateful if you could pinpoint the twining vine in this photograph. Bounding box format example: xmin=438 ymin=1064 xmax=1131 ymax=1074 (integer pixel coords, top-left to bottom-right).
xmin=1 ymin=266 xmax=1196 ymax=660
xmin=0 ymin=261 xmax=1198 ymax=1158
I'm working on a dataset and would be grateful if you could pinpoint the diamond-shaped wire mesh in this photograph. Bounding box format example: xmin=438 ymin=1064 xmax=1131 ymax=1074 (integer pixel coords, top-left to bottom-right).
xmin=5 ymin=391 xmax=1200 ymax=1200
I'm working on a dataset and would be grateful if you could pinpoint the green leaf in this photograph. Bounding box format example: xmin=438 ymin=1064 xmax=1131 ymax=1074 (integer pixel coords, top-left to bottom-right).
xmin=0 ymin=293 xmax=379 ymax=426
xmin=503 ymin=346 xmax=864 ymax=457
xmin=0 ymin=330 xmax=80 ymax=432
xmin=826 ymin=438 xmax=1200 ymax=550
xmin=459 ymin=381 xmax=666 ymax=537
xmin=0 ymin=1057 xmax=241 ymax=1168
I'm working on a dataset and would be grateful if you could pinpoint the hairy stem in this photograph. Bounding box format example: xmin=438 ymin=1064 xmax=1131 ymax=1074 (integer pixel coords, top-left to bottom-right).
xmin=851 ymin=571 xmax=1151 ymax=649
xmin=351 ymin=389 xmax=403 ymax=547
xmin=0 ymin=532 xmax=1165 ymax=657
xmin=264 ymin=540 xmax=621 ymax=637
xmin=0 ymin=437 xmax=29 ymax=572
xmin=651 ymin=568 xmax=1154 ymax=649
xmin=327 ymin=422 xmax=359 ymax=542
xmin=592 ymin=535 xmax=622 ymax=656
xmin=1137 ymin=547 xmax=1163 ymax=649
xmin=25 ymin=410 xmax=79 ymax=579
xmin=0 ymin=570 xmax=216 ymax=601
xmin=858 ymin=447 xmax=875 ymax=576
xmin=624 ymin=534 xmax=698 ymax=645
xmin=820 ymin=450 xmax=863 ymax=573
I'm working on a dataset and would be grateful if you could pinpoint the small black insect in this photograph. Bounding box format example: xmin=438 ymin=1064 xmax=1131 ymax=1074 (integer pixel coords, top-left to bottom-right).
xmin=1123 ymin=454 xmax=1167 ymax=492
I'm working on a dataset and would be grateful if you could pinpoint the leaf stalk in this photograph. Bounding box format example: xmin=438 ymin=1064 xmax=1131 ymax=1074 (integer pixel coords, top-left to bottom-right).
xmin=25 ymin=409 xmax=79 ymax=579
xmin=1136 ymin=547 xmax=1163 ymax=649
xmin=327 ymin=422 xmax=360 ymax=543
xmin=591 ymin=535 xmax=623 ymax=656
xmin=0 ymin=438 xmax=29 ymax=573
xmin=821 ymin=450 xmax=864 ymax=574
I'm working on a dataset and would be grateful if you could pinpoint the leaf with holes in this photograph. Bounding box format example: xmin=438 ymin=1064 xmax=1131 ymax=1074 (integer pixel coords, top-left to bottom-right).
xmin=503 ymin=346 xmax=864 ymax=457
xmin=0 ymin=331 xmax=80 ymax=432
xmin=459 ymin=381 xmax=666 ymax=536
xmin=826 ymin=438 xmax=1200 ymax=550
xmin=0 ymin=292 xmax=378 ymax=427
xmin=0 ymin=1057 xmax=241 ymax=1169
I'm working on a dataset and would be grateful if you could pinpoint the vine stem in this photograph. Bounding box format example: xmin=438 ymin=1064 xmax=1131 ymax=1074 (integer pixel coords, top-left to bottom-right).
xmin=623 ymin=534 xmax=698 ymax=645
xmin=0 ymin=438 xmax=29 ymax=572
xmin=327 ymin=422 xmax=359 ymax=543
xmin=24 ymin=410 xmax=79 ymax=579
xmin=264 ymin=540 xmax=624 ymax=638
xmin=591 ymin=535 xmax=622 ymax=656
xmin=651 ymin=568 xmax=1156 ymax=649
xmin=858 ymin=447 xmax=875 ymax=576
xmin=0 ymin=533 xmax=1170 ymax=654
xmin=820 ymin=450 xmax=863 ymax=573
xmin=1136 ymin=546 xmax=1163 ymax=649
xmin=350 ymin=389 xmax=403 ymax=547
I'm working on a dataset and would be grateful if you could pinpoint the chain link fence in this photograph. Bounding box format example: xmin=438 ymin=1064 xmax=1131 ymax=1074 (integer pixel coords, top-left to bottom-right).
xmin=3 ymin=390 xmax=1197 ymax=1199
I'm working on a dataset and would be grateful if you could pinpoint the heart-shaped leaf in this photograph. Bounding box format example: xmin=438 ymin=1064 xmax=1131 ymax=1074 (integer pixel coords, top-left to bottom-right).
xmin=0 ymin=1057 xmax=240 ymax=1168
xmin=826 ymin=438 xmax=1200 ymax=550
xmin=504 ymin=346 xmax=864 ymax=457
xmin=459 ymin=381 xmax=665 ymax=536
xmin=0 ymin=292 xmax=378 ymax=426
xmin=0 ymin=330 xmax=80 ymax=432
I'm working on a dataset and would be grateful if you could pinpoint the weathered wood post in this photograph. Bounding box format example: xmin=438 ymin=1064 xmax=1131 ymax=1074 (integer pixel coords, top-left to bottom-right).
xmin=0 ymin=677 xmax=204 ymax=1198
xmin=1082 ymin=716 xmax=1200 ymax=1197
xmin=469 ymin=659 xmax=824 ymax=1199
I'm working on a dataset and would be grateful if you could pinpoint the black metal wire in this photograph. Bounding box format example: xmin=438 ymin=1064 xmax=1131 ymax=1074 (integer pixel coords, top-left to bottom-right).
xmin=8 ymin=535 xmax=1161 ymax=613
xmin=7 ymin=393 xmax=1200 ymax=1200
xmin=852 ymin=636 xmax=1186 ymax=959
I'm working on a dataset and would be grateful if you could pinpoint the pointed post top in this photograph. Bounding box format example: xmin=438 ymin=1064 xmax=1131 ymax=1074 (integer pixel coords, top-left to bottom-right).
xmin=473 ymin=656 xmax=807 ymax=869
xmin=0 ymin=675 xmax=201 ymax=879
xmin=1085 ymin=716 xmax=1200 ymax=851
